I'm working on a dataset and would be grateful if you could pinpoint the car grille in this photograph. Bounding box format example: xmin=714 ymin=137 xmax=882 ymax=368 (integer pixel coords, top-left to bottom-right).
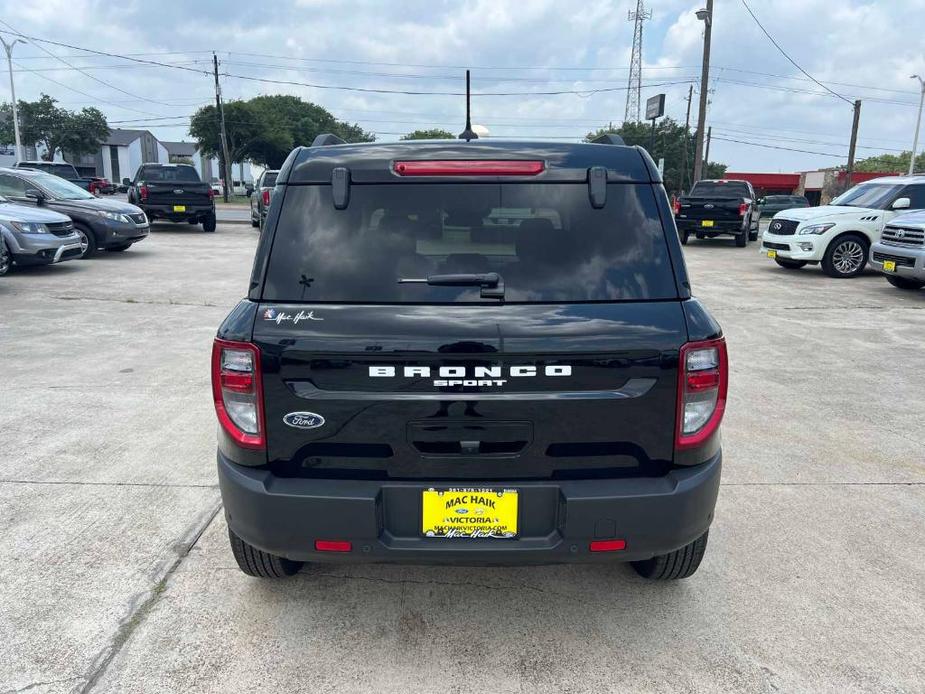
xmin=767 ymin=219 xmax=799 ymax=236
xmin=127 ymin=212 xmax=147 ymax=224
xmin=46 ymin=221 xmax=74 ymax=237
xmin=872 ymin=252 xmax=915 ymax=268
xmin=880 ymin=225 xmax=924 ymax=247
xmin=763 ymin=241 xmax=790 ymax=251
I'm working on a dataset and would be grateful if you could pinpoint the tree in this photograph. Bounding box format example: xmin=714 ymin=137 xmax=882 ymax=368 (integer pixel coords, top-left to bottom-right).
xmin=189 ymin=95 xmax=375 ymax=169
xmin=586 ymin=119 xmax=726 ymax=194
xmin=854 ymin=150 xmax=924 ymax=173
xmin=401 ymin=128 xmax=454 ymax=140
xmin=0 ymin=94 xmax=108 ymax=160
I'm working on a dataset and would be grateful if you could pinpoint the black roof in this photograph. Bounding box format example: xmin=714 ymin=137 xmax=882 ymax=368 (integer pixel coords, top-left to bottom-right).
xmin=279 ymin=139 xmax=660 ymax=185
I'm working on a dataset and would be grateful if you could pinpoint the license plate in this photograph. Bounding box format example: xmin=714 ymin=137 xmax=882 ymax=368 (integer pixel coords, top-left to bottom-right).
xmin=883 ymin=260 xmax=896 ymax=272
xmin=173 ymin=205 xmax=186 ymax=212
xmin=701 ymin=220 xmax=714 ymax=228
xmin=767 ymin=250 xmax=777 ymax=258
xmin=422 ymin=488 xmax=518 ymax=538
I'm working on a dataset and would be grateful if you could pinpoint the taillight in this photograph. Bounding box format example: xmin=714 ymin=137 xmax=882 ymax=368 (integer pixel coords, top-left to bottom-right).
xmin=208 ymin=188 xmax=216 ymax=200
xmin=393 ymin=160 xmax=545 ymax=176
xmin=211 ymin=339 xmax=265 ymax=449
xmin=676 ymin=337 xmax=728 ymax=450
xmin=262 ymin=189 xmax=270 ymax=206
xmin=738 ymin=202 xmax=748 ymax=217
xmin=139 ymin=184 xmax=148 ymax=201
xmin=672 ymin=198 xmax=681 ymax=215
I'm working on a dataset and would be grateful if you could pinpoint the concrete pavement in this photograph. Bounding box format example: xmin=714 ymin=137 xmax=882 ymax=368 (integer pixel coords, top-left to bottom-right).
xmin=1 ymin=224 xmax=922 ymax=693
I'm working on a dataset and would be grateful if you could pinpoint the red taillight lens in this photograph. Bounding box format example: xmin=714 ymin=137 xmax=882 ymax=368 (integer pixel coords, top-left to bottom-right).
xmin=262 ymin=189 xmax=270 ymax=206
xmin=207 ymin=188 xmax=216 ymax=200
xmin=211 ymin=339 xmax=265 ymax=449
xmin=139 ymin=184 xmax=148 ymax=201
xmin=676 ymin=337 xmax=728 ymax=450
xmin=393 ymin=160 xmax=545 ymax=177
xmin=738 ymin=202 xmax=748 ymax=217
xmin=590 ymin=539 xmax=626 ymax=552
xmin=315 ymin=540 xmax=352 ymax=552
xmin=672 ymin=199 xmax=681 ymax=215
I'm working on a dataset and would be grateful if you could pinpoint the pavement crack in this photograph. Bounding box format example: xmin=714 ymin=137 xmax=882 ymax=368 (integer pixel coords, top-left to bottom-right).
xmin=74 ymin=499 xmax=223 ymax=694
xmin=51 ymin=295 xmax=221 ymax=308
xmin=1 ymin=678 xmax=85 ymax=694
xmin=0 ymin=479 xmax=217 ymax=489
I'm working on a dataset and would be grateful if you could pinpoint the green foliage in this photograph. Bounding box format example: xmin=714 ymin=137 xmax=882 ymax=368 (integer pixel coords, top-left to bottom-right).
xmin=586 ymin=119 xmax=726 ymax=194
xmin=0 ymin=94 xmax=108 ymax=160
xmin=853 ymin=150 xmax=924 ymax=173
xmin=190 ymin=95 xmax=375 ymax=169
xmin=401 ymin=128 xmax=455 ymax=140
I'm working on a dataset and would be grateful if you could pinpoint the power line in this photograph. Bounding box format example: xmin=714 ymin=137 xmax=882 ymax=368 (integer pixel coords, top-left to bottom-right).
xmin=738 ymin=0 xmax=852 ymax=105
xmin=711 ymin=135 xmax=846 ymax=158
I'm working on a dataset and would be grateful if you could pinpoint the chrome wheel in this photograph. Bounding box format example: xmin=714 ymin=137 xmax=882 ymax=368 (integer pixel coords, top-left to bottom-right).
xmin=832 ymin=240 xmax=864 ymax=275
xmin=76 ymin=228 xmax=91 ymax=257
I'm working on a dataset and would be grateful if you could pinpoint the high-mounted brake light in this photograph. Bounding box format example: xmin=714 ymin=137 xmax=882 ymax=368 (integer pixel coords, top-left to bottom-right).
xmin=393 ymin=160 xmax=545 ymax=177
xmin=262 ymin=189 xmax=271 ymax=206
xmin=211 ymin=338 xmax=265 ymax=449
xmin=676 ymin=337 xmax=728 ymax=450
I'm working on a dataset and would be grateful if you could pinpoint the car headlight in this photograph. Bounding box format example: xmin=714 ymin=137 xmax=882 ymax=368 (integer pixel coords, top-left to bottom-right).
xmin=798 ymin=223 xmax=835 ymax=235
xmin=97 ymin=210 xmax=132 ymax=223
xmin=9 ymin=221 xmax=49 ymax=234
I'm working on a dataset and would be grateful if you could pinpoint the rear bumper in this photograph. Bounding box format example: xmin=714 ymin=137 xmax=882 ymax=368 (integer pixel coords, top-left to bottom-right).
xmin=141 ymin=203 xmax=213 ymax=221
xmin=218 ymin=450 xmax=722 ymax=564
xmin=675 ymin=218 xmax=745 ymax=235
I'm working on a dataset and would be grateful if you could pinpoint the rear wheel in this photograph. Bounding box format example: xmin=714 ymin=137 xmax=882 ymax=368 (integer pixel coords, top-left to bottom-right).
xmin=735 ymin=231 xmax=748 ymax=247
xmin=775 ymin=257 xmax=807 ymax=270
xmin=228 ymin=528 xmax=302 ymax=578
xmin=0 ymin=238 xmax=11 ymax=276
xmin=632 ymin=531 xmax=709 ymax=580
xmin=75 ymin=225 xmax=97 ymax=258
xmin=680 ymin=230 xmax=690 ymax=245
xmin=822 ymin=234 xmax=867 ymax=278
xmin=886 ymin=275 xmax=925 ymax=290
xmin=202 ymin=213 xmax=217 ymax=233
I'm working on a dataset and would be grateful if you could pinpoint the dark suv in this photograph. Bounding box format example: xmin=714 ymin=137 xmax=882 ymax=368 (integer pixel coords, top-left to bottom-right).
xmin=213 ymin=135 xmax=727 ymax=581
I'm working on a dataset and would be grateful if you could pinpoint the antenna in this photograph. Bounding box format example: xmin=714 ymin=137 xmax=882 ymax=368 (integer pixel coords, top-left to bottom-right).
xmin=458 ymin=69 xmax=478 ymax=141
xmin=624 ymin=0 xmax=652 ymax=123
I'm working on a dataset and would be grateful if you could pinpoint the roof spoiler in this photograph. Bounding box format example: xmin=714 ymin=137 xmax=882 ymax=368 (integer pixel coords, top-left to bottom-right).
xmin=590 ymin=133 xmax=626 ymax=146
xmin=311 ymin=133 xmax=347 ymax=147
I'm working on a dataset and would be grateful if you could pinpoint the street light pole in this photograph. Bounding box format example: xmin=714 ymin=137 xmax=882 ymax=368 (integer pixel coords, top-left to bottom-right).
xmin=909 ymin=75 xmax=925 ymax=176
xmin=1 ymin=37 xmax=23 ymax=164
xmin=692 ymin=0 xmax=713 ymax=184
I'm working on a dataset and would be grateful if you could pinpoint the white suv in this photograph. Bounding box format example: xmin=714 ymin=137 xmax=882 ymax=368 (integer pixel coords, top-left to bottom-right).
xmin=760 ymin=175 xmax=925 ymax=278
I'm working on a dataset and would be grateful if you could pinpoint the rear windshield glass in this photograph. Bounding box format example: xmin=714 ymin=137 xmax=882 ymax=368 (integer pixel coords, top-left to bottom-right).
xmin=263 ymin=172 xmax=278 ymax=187
xmin=138 ymin=166 xmax=201 ymax=182
xmin=262 ymin=183 xmax=677 ymax=303
xmin=690 ymin=181 xmax=750 ymax=197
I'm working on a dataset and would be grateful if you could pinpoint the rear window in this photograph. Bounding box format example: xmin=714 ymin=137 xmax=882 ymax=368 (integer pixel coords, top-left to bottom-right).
xmin=262 ymin=183 xmax=678 ymax=303
xmin=690 ymin=181 xmax=750 ymax=198
xmin=263 ymin=172 xmax=278 ymax=187
xmin=138 ymin=166 xmax=201 ymax=182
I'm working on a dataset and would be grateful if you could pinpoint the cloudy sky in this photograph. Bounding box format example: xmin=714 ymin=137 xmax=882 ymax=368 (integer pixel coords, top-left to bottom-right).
xmin=1 ymin=0 xmax=923 ymax=173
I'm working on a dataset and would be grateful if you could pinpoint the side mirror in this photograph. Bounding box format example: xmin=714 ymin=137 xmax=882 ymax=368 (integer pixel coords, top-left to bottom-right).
xmin=757 ymin=198 xmax=766 ymax=205
xmin=122 ymin=178 xmax=131 ymax=186
xmin=25 ymin=189 xmax=46 ymax=204
xmin=892 ymin=197 xmax=911 ymax=210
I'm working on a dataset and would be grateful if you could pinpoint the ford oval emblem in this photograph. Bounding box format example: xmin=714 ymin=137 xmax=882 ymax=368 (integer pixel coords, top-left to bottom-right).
xmin=283 ymin=412 xmax=325 ymax=429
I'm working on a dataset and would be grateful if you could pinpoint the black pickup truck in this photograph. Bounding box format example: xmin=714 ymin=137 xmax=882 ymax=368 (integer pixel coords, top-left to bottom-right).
xmin=674 ymin=179 xmax=760 ymax=247
xmin=14 ymin=160 xmax=95 ymax=192
xmin=125 ymin=163 xmax=216 ymax=231
xmin=213 ymin=135 xmax=727 ymax=581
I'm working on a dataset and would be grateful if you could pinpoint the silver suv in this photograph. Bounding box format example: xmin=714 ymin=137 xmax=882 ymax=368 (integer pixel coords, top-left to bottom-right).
xmin=870 ymin=210 xmax=925 ymax=291
xmin=0 ymin=195 xmax=82 ymax=276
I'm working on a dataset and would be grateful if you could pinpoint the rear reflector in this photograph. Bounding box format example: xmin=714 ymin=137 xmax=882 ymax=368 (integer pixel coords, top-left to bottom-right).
xmin=590 ymin=539 xmax=627 ymax=552
xmin=393 ymin=160 xmax=545 ymax=177
xmin=314 ymin=540 xmax=352 ymax=552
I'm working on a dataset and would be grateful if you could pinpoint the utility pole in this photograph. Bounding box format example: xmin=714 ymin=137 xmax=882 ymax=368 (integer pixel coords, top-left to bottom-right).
xmin=679 ymin=84 xmax=693 ymax=193
xmin=624 ymin=0 xmax=652 ymax=123
xmin=1 ymin=37 xmax=23 ymax=163
xmin=692 ymin=0 xmax=713 ymax=184
xmin=845 ymin=99 xmax=861 ymax=190
xmin=909 ymin=75 xmax=924 ymax=176
xmin=212 ymin=52 xmax=232 ymax=202
xmin=704 ymin=126 xmax=712 ymax=172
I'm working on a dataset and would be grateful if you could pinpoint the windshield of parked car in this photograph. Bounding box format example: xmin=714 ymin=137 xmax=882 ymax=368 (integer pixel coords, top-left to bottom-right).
xmin=30 ymin=172 xmax=95 ymax=200
xmin=263 ymin=182 xmax=678 ymax=303
xmin=138 ymin=166 xmax=201 ymax=182
xmin=831 ymin=183 xmax=903 ymax=209
xmin=689 ymin=181 xmax=751 ymax=198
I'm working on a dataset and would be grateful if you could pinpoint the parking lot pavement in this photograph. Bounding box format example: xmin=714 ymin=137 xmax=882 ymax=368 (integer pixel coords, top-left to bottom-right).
xmin=1 ymin=226 xmax=923 ymax=693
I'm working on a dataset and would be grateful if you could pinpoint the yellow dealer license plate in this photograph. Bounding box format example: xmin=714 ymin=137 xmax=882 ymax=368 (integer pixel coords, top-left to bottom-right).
xmin=422 ymin=488 xmax=518 ymax=539
xmin=173 ymin=205 xmax=186 ymax=212
xmin=883 ymin=260 xmax=896 ymax=272
xmin=701 ymin=220 xmax=714 ymax=227
xmin=767 ymin=249 xmax=777 ymax=258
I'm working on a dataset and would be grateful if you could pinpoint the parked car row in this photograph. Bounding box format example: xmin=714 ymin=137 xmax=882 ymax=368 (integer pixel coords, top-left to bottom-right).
xmin=673 ymin=179 xmax=761 ymax=247
xmin=759 ymin=174 xmax=925 ymax=290
xmin=124 ymin=163 xmax=217 ymax=232
xmin=0 ymin=166 xmax=149 ymax=276
xmin=248 ymin=168 xmax=279 ymax=231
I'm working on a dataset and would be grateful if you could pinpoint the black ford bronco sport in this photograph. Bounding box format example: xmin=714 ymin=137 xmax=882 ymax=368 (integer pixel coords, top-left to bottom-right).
xmin=213 ymin=134 xmax=727 ymax=580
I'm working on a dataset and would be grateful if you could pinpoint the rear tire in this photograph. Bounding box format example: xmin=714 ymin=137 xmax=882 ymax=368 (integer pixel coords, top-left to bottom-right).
xmin=822 ymin=234 xmax=867 ymax=278
xmin=735 ymin=232 xmax=748 ymax=247
xmin=886 ymin=275 xmax=925 ymax=290
xmin=775 ymin=257 xmax=807 ymax=270
xmin=202 ymin=213 xmax=217 ymax=233
xmin=680 ymin=230 xmax=690 ymax=245
xmin=632 ymin=531 xmax=709 ymax=580
xmin=228 ymin=528 xmax=303 ymax=578
xmin=0 ymin=238 xmax=11 ymax=276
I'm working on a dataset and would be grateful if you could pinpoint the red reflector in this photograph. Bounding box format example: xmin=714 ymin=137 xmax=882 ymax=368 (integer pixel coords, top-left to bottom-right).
xmin=590 ymin=539 xmax=626 ymax=552
xmin=393 ymin=160 xmax=545 ymax=177
xmin=220 ymin=371 xmax=253 ymax=392
xmin=687 ymin=369 xmax=720 ymax=390
xmin=314 ymin=540 xmax=352 ymax=552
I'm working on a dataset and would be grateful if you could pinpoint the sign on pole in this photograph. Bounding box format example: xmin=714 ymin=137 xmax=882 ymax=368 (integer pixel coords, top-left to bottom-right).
xmin=645 ymin=94 xmax=666 ymax=121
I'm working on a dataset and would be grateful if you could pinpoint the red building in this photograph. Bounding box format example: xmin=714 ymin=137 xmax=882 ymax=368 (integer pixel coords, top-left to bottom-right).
xmin=725 ymin=170 xmax=900 ymax=205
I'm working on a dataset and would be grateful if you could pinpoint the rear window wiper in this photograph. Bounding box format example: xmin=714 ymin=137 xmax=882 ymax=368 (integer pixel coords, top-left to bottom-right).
xmin=398 ymin=272 xmax=505 ymax=299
